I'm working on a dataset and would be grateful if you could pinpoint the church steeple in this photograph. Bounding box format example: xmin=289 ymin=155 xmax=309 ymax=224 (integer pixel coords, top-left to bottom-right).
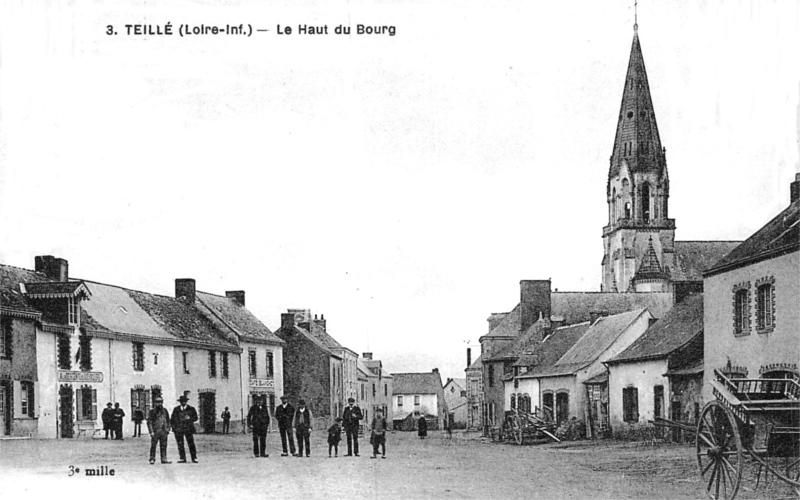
xmin=601 ymin=25 xmax=676 ymax=294
xmin=608 ymin=30 xmax=666 ymax=180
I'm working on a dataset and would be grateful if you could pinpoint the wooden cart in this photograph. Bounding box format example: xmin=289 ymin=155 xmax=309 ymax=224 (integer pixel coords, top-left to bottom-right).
xmin=696 ymin=369 xmax=800 ymax=499
xmin=491 ymin=408 xmax=560 ymax=445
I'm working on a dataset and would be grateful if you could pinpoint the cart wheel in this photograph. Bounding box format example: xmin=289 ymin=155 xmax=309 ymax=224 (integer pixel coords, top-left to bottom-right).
xmin=511 ymin=414 xmax=522 ymax=445
xmin=696 ymin=401 xmax=742 ymax=500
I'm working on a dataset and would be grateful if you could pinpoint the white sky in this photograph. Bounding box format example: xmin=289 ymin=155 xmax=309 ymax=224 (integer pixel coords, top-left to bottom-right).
xmin=1 ymin=1 xmax=798 ymax=383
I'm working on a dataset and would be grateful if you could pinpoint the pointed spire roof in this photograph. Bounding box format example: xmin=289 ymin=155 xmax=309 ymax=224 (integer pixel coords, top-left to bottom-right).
xmin=635 ymin=237 xmax=669 ymax=280
xmin=609 ymin=29 xmax=667 ymax=179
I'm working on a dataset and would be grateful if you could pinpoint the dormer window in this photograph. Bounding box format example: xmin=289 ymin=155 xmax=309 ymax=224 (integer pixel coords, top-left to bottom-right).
xmin=68 ymin=297 xmax=79 ymax=325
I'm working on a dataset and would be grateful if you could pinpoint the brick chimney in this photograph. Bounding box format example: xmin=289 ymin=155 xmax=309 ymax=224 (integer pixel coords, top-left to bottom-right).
xmin=175 ymin=279 xmax=196 ymax=303
xmin=432 ymin=368 xmax=439 ymax=374
xmin=313 ymin=313 xmax=326 ymax=332
xmin=35 ymin=255 xmax=68 ymax=282
xmin=362 ymin=352 xmax=373 ymax=360
xmin=520 ymin=280 xmax=551 ymax=333
xmin=466 ymin=347 xmax=472 ymax=368
xmin=225 ymin=290 xmax=245 ymax=306
xmin=791 ymin=173 xmax=800 ymax=203
xmin=281 ymin=313 xmax=296 ymax=330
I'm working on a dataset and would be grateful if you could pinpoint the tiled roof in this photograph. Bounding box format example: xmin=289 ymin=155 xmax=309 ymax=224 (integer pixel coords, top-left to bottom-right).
xmin=306 ymin=321 xmax=343 ymax=350
xmin=521 ymin=322 xmax=590 ymax=376
xmin=392 ymin=372 xmax=443 ymax=395
xmin=550 ymin=291 xmax=671 ymax=325
xmin=196 ymin=291 xmax=283 ymax=344
xmin=536 ymin=309 xmax=649 ymax=377
xmin=608 ymin=294 xmax=703 ymax=364
xmin=487 ymin=319 xmax=547 ymax=362
xmin=0 ymin=264 xmax=46 ymax=317
xmin=80 ymin=281 xmax=175 ymax=340
xmin=672 ymin=241 xmax=741 ymax=281
xmin=445 ymin=378 xmax=467 ymax=390
xmin=705 ymin=201 xmax=799 ymax=276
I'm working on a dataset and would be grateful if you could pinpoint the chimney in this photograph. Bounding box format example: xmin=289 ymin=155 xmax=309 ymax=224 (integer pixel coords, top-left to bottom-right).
xmin=791 ymin=173 xmax=800 ymax=203
xmin=35 ymin=255 xmax=68 ymax=282
xmin=466 ymin=347 xmax=472 ymax=368
xmin=432 ymin=368 xmax=439 ymax=374
xmin=175 ymin=279 xmax=196 ymax=303
xmin=520 ymin=280 xmax=552 ymax=333
xmin=281 ymin=313 xmax=296 ymax=330
xmin=589 ymin=310 xmax=609 ymax=325
xmin=362 ymin=352 xmax=373 ymax=360
xmin=225 ymin=290 xmax=245 ymax=307
xmin=313 ymin=314 xmax=327 ymax=332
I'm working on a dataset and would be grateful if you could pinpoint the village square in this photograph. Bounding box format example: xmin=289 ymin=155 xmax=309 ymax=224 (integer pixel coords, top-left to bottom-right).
xmin=1 ymin=1 xmax=799 ymax=499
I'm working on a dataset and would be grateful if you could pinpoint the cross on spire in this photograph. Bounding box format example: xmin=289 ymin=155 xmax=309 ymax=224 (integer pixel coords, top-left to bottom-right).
xmin=634 ymin=0 xmax=638 ymax=31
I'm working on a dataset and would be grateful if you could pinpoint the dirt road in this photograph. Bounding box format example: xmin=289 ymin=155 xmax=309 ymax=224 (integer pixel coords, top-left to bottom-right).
xmin=0 ymin=431 xmax=792 ymax=499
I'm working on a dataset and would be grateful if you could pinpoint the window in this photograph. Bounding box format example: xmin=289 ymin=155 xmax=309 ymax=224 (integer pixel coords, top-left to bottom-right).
xmin=221 ymin=352 xmax=229 ymax=379
xmin=734 ymin=287 xmax=750 ymax=335
xmin=384 ymin=384 xmax=388 ymax=397
xmin=266 ymin=351 xmax=274 ymax=377
xmin=641 ymin=183 xmax=650 ymax=222
xmin=20 ymin=381 xmax=35 ymax=417
xmin=488 ymin=364 xmax=494 ymax=388
xmin=414 ymin=395 xmax=420 ymax=406
xmin=756 ymin=282 xmax=775 ymax=332
xmin=248 ymin=350 xmax=257 ymax=377
xmin=132 ymin=342 xmax=144 ymax=371
xmin=208 ymin=351 xmax=217 ymax=378
xmin=68 ymin=297 xmax=79 ymax=325
xmin=623 ymin=387 xmax=639 ymax=423
xmin=510 ymin=394 xmax=516 ymax=410
xmin=372 ymin=383 xmax=376 ymax=398
xmin=182 ymin=352 xmax=190 ymax=374
xmin=654 ymin=385 xmax=664 ymax=419
xmin=624 ymin=202 xmax=631 ymax=219
xmin=78 ymin=333 xmax=92 ymax=371
xmin=0 ymin=317 xmax=11 ymax=359
xmin=131 ymin=388 xmax=151 ymax=420
xmin=397 ymin=396 xmax=403 ymax=407
xmin=57 ymin=334 xmax=71 ymax=369
xmin=76 ymin=385 xmax=96 ymax=421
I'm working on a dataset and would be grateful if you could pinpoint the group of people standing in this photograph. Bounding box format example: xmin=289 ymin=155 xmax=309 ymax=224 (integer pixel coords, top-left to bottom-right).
xmin=139 ymin=393 xmax=390 ymax=464
xmin=101 ymin=402 xmax=127 ymax=440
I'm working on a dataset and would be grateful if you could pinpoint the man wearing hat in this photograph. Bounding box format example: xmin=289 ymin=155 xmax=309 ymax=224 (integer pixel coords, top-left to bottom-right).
xmin=101 ymin=402 xmax=114 ymax=439
xmin=342 ymin=397 xmax=363 ymax=457
xmin=293 ymin=399 xmax=313 ymax=457
xmin=147 ymin=396 xmax=172 ymax=464
xmin=274 ymin=395 xmax=297 ymax=456
xmin=247 ymin=395 xmax=271 ymax=457
xmin=170 ymin=394 xmax=199 ymax=463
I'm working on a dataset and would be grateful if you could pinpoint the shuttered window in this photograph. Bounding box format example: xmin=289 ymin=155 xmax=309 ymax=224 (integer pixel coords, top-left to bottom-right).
xmin=266 ymin=351 xmax=274 ymax=377
xmin=623 ymin=387 xmax=639 ymax=423
xmin=76 ymin=386 xmax=97 ymax=421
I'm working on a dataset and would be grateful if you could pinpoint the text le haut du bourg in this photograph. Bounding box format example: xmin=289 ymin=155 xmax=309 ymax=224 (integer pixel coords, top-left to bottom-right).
xmin=278 ymin=24 xmax=396 ymax=36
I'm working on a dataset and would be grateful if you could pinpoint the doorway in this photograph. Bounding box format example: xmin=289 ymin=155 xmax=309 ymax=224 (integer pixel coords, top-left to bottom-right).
xmin=0 ymin=383 xmax=9 ymax=435
xmin=556 ymin=392 xmax=569 ymax=426
xmin=199 ymin=392 xmax=216 ymax=433
xmin=59 ymin=384 xmax=74 ymax=438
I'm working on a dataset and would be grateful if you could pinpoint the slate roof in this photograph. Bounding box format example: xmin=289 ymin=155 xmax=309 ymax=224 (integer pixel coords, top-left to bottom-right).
xmin=482 ymin=304 xmax=521 ymax=338
xmin=704 ymin=200 xmax=799 ymax=276
xmin=445 ymin=378 xmax=467 ymax=390
xmin=306 ymin=321 xmax=344 ymax=350
xmin=392 ymin=371 xmax=443 ymax=395
xmin=0 ymin=264 xmax=46 ymax=317
xmin=275 ymin=323 xmax=338 ymax=357
xmin=635 ymin=238 xmax=668 ymax=280
xmin=196 ymin=291 xmax=283 ymax=344
xmin=487 ymin=319 xmax=545 ymax=362
xmin=607 ymin=294 xmax=703 ymax=365
xmin=466 ymin=354 xmax=482 ymax=371
xmin=520 ymin=322 xmax=590 ymax=377
xmin=672 ymin=241 xmax=741 ymax=281
xmin=79 ymin=281 xmax=175 ymax=340
xmin=535 ymin=309 xmax=649 ymax=377
xmin=550 ymin=292 xmax=671 ymax=325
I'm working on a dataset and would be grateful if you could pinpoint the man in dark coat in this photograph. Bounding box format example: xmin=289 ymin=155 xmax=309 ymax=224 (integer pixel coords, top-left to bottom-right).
xmin=221 ymin=407 xmax=231 ymax=434
xmin=170 ymin=395 xmax=199 ymax=463
xmin=101 ymin=402 xmax=113 ymax=439
xmin=112 ymin=402 xmax=125 ymax=440
xmin=247 ymin=396 xmax=271 ymax=457
xmin=132 ymin=405 xmax=144 ymax=437
xmin=147 ymin=396 xmax=172 ymax=464
xmin=342 ymin=397 xmax=363 ymax=457
xmin=275 ymin=395 xmax=296 ymax=456
xmin=293 ymin=399 xmax=313 ymax=457
xmin=417 ymin=414 xmax=428 ymax=439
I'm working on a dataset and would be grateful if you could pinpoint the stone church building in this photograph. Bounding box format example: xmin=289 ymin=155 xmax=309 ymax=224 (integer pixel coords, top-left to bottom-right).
xmin=600 ymin=27 xmax=739 ymax=299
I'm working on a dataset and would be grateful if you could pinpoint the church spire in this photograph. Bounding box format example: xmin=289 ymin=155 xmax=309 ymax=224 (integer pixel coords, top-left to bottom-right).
xmin=608 ymin=28 xmax=666 ymax=180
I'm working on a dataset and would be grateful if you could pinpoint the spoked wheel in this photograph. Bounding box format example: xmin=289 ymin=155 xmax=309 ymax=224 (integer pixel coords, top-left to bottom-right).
xmin=696 ymin=401 xmax=743 ymax=500
xmin=511 ymin=414 xmax=523 ymax=445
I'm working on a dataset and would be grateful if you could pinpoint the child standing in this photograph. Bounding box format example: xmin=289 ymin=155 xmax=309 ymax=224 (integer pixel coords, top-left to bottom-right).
xmin=328 ymin=417 xmax=343 ymax=457
xmin=370 ymin=409 xmax=388 ymax=459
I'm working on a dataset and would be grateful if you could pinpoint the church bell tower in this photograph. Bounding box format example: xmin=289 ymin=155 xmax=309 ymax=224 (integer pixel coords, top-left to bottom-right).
xmin=601 ymin=25 xmax=675 ymax=293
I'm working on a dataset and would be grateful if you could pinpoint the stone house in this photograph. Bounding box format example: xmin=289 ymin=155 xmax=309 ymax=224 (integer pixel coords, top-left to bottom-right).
xmin=604 ymin=294 xmax=704 ymax=438
xmin=392 ymin=369 xmax=447 ymax=430
xmin=464 ymin=350 xmax=483 ymax=431
xmin=530 ymin=309 xmax=654 ymax=430
xmin=702 ymin=176 xmax=800 ymax=400
xmin=443 ymin=377 xmax=467 ymax=429
xmin=358 ymin=353 xmax=393 ymax=425
xmin=273 ymin=310 xmax=343 ymax=420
